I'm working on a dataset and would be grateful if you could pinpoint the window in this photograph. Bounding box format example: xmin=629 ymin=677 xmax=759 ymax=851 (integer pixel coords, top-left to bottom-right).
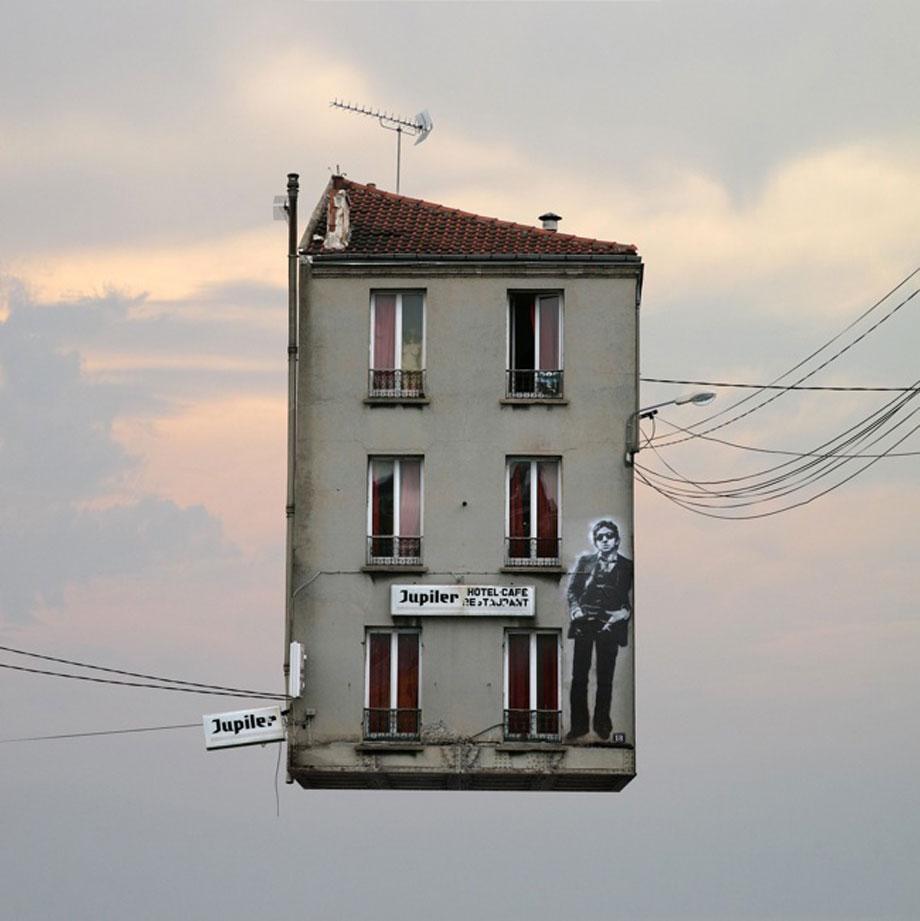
xmin=364 ymin=630 xmax=421 ymax=739
xmin=505 ymin=458 xmax=560 ymax=566
xmin=369 ymin=291 xmax=426 ymax=398
xmin=504 ymin=631 xmax=561 ymax=740
xmin=367 ymin=456 xmax=423 ymax=566
xmin=507 ymin=292 xmax=563 ymax=399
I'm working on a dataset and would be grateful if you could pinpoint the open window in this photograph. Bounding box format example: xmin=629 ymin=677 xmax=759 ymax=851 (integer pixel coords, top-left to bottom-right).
xmin=369 ymin=291 xmax=426 ymax=398
xmin=504 ymin=631 xmax=561 ymax=740
xmin=507 ymin=292 xmax=563 ymax=399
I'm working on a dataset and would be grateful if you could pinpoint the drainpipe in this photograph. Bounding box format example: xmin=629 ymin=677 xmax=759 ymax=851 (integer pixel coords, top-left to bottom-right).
xmin=283 ymin=173 xmax=299 ymax=710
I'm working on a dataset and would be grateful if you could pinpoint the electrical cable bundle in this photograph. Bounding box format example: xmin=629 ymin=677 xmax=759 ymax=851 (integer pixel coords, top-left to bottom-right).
xmin=636 ymin=264 xmax=920 ymax=519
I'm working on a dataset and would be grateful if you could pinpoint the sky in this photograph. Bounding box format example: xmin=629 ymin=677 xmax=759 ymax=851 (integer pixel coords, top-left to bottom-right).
xmin=1 ymin=2 xmax=919 ymax=919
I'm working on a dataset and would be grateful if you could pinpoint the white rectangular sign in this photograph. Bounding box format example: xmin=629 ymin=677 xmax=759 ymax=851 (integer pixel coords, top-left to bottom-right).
xmin=391 ymin=584 xmax=534 ymax=616
xmin=203 ymin=705 xmax=285 ymax=750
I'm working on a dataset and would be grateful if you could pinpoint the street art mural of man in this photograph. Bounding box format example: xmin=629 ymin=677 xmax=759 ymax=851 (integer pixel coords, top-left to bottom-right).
xmin=566 ymin=518 xmax=633 ymax=741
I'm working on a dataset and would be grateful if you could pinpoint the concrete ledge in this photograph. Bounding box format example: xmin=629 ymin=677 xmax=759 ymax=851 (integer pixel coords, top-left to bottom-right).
xmin=355 ymin=742 xmax=425 ymax=754
xmin=499 ymin=398 xmax=568 ymax=407
xmin=364 ymin=397 xmax=430 ymax=407
xmin=495 ymin=743 xmax=568 ymax=753
xmin=499 ymin=566 xmax=565 ymax=576
xmin=361 ymin=565 xmax=429 ymax=574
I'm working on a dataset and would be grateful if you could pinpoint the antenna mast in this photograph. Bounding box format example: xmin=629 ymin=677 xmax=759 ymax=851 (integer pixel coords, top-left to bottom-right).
xmin=330 ymin=99 xmax=433 ymax=194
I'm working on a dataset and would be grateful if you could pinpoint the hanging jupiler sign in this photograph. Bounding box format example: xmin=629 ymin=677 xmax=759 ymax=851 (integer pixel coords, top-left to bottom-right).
xmin=391 ymin=584 xmax=535 ymax=616
xmin=202 ymin=705 xmax=285 ymax=750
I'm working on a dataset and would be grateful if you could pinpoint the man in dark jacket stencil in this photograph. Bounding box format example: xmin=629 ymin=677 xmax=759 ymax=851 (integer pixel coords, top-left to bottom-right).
xmin=566 ymin=519 xmax=633 ymax=741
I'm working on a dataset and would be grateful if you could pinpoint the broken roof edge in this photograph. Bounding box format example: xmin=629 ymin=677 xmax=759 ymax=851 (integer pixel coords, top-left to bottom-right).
xmin=299 ymin=176 xmax=334 ymax=252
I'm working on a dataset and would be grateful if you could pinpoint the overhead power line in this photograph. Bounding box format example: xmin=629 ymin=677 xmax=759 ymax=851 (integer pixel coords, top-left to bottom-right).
xmin=0 ymin=661 xmax=287 ymax=700
xmin=0 ymin=643 xmax=285 ymax=700
xmin=645 ymin=386 xmax=919 ymax=497
xmin=634 ymin=380 xmax=920 ymax=518
xmin=0 ymin=723 xmax=200 ymax=745
xmin=650 ymin=401 xmax=920 ymax=466
xmin=649 ymin=266 xmax=920 ymax=447
xmin=636 ymin=415 xmax=920 ymax=519
xmin=642 ymin=377 xmax=918 ymax=393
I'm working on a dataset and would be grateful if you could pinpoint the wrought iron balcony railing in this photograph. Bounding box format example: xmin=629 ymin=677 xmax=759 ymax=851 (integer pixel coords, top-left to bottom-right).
xmin=503 ymin=708 xmax=561 ymax=741
xmin=506 ymin=369 xmax=564 ymax=400
xmin=367 ymin=535 xmax=423 ymax=567
xmin=363 ymin=708 xmax=421 ymax=740
xmin=369 ymin=368 xmax=427 ymax=399
xmin=504 ymin=536 xmax=561 ymax=568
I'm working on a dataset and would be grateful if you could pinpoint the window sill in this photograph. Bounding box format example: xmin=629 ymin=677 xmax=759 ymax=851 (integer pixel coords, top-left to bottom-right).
xmin=496 ymin=742 xmax=567 ymax=753
xmin=364 ymin=396 xmax=430 ymax=406
xmin=500 ymin=565 xmax=564 ymax=575
xmin=500 ymin=397 xmax=568 ymax=407
xmin=356 ymin=741 xmax=425 ymax=753
xmin=362 ymin=564 xmax=428 ymax=574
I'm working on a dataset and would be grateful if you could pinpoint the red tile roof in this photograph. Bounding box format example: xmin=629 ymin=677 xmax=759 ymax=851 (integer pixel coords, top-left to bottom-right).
xmin=304 ymin=177 xmax=637 ymax=257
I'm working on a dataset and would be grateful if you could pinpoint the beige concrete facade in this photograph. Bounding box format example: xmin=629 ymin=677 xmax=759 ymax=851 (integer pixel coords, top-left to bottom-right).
xmin=287 ymin=256 xmax=642 ymax=790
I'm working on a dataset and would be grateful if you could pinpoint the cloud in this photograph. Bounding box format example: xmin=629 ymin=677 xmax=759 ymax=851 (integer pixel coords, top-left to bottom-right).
xmin=0 ymin=279 xmax=232 ymax=623
xmin=12 ymin=227 xmax=287 ymax=303
xmin=400 ymin=140 xmax=920 ymax=331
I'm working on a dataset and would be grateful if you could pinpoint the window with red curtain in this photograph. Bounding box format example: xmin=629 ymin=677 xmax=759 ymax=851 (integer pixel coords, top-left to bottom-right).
xmin=371 ymin=292 xmax=425 ymax=395
xmin=505 ymin=631 xmax=560 ymax=739
xmin=368 ymin=457 xmax=422 ymax=560
xmin=366 ymin=631 xmax=420 ymax=738
xmin=506 ymin=458 xmax=558 ymax=561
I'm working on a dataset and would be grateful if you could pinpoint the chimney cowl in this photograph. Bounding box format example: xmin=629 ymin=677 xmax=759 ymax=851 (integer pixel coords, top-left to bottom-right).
xmin=539 ymin=212 xmax=561 ymax=232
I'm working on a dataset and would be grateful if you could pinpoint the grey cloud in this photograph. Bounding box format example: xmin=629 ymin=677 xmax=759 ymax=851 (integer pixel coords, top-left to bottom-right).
xmin=0 ymin=279 xmax=233 ymax=622
xmin=73 ymin=280 xmax=285 ymax=360
xmin=5 ymin=3 xmax=920 ymax=255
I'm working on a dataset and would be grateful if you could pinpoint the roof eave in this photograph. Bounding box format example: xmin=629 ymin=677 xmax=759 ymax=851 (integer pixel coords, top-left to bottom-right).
xmin=304 ymin=251 xmax=641 ymax=264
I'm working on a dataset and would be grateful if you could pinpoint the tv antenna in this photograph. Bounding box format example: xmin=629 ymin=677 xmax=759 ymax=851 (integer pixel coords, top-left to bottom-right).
xmin=330 ymin=99 xmax=433 ymax=194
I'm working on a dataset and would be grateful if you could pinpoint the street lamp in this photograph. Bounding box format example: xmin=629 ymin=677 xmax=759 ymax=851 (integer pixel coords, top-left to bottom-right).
xmin=625 ymin=391 xmax=716 ymax=466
